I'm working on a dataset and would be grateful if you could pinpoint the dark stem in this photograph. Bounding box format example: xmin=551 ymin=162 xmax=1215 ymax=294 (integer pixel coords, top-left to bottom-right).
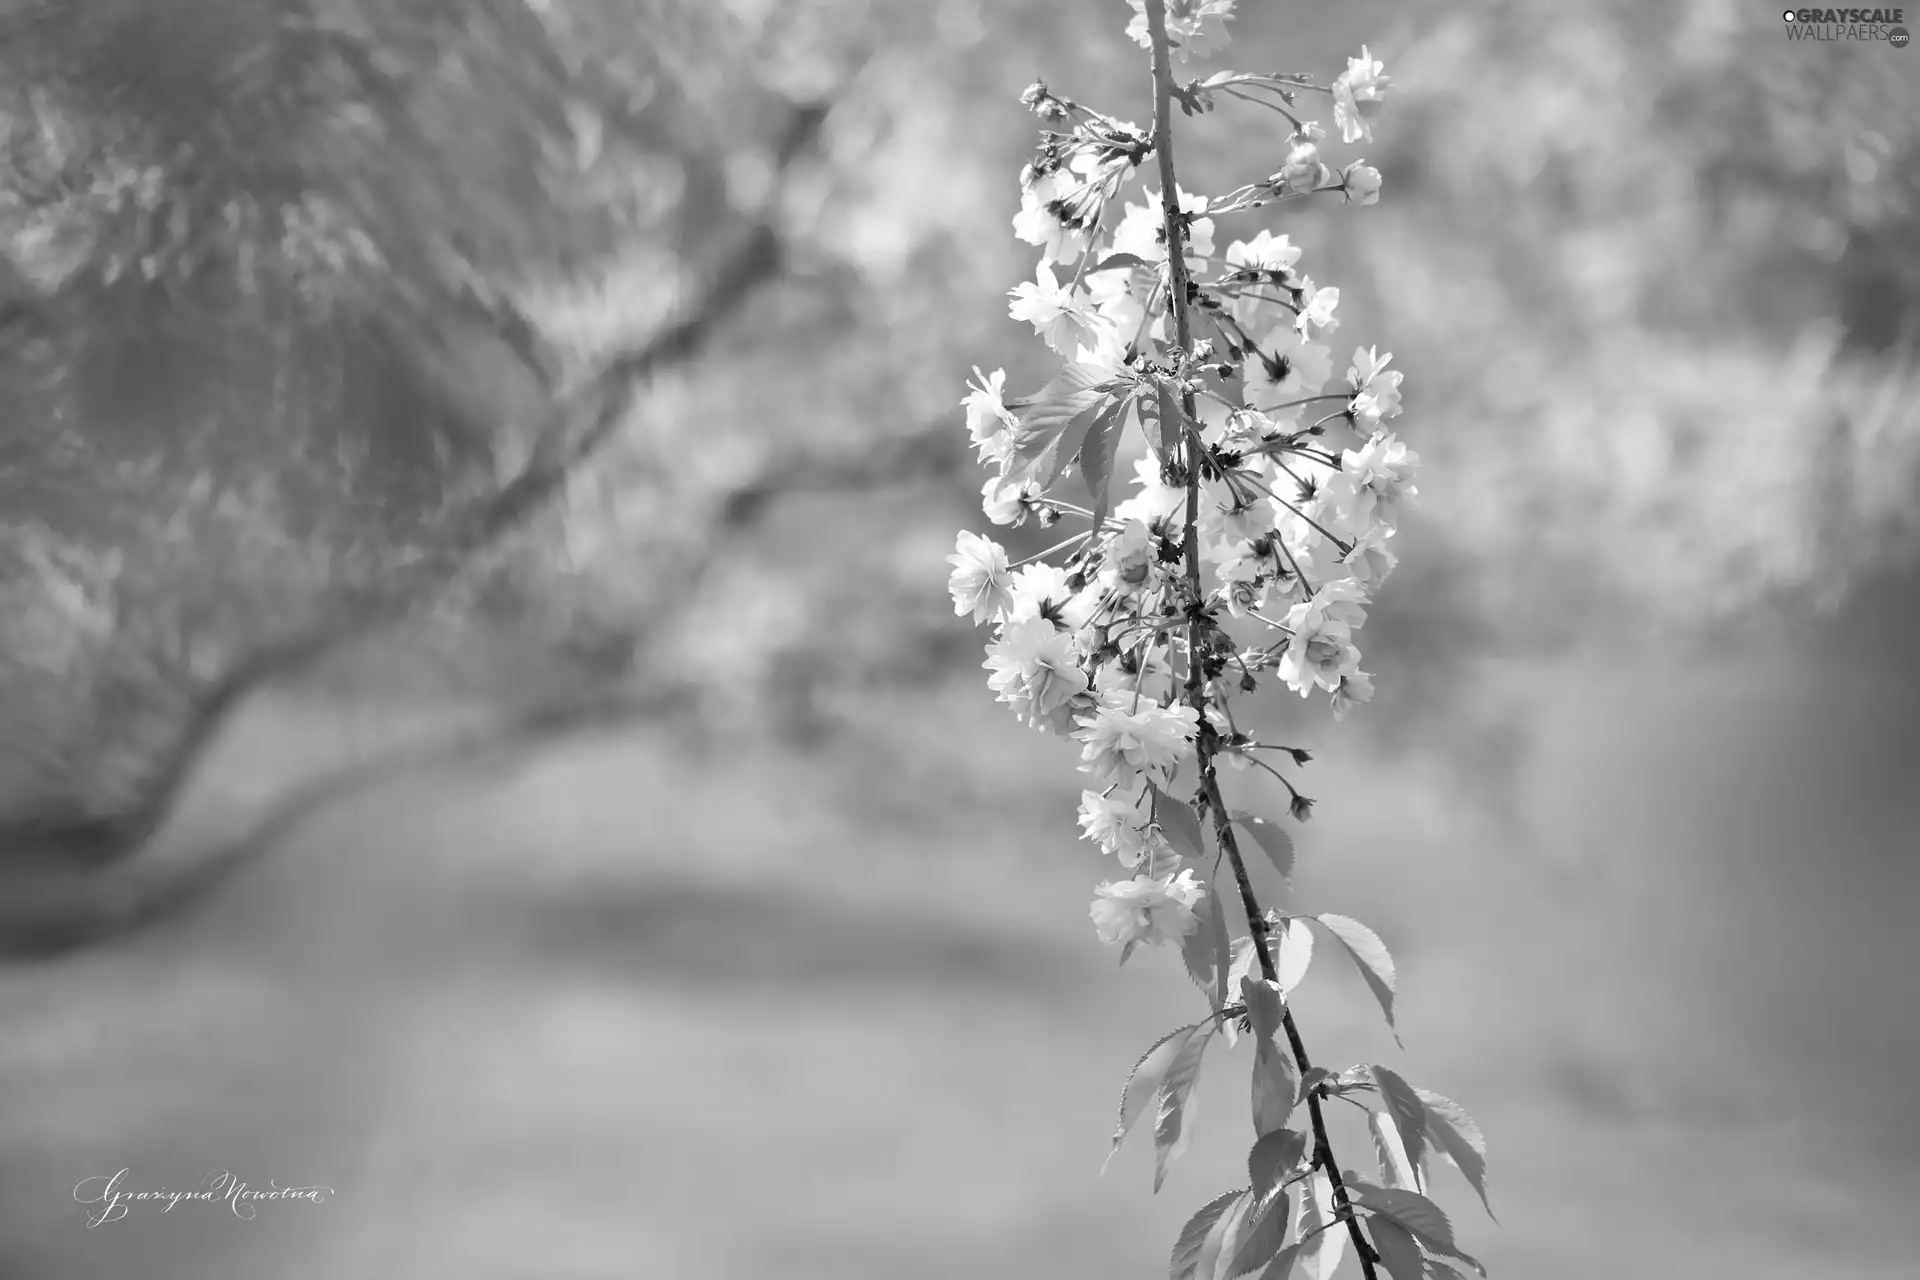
xmin=1142 ymin=3 xmax=1378 ymax=1275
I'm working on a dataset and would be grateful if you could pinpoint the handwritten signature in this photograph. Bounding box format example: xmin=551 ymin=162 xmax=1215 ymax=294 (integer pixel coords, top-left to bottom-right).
xmin=72 ymin=1169 xmax=334 ymax=1227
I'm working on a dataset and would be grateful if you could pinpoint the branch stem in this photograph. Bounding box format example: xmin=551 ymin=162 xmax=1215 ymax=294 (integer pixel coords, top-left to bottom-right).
xmin=1142 ymin=4 xmax=1378 ymax=1274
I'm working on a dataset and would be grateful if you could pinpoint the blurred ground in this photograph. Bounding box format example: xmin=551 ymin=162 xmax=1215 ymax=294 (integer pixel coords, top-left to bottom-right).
xmin=0 ymin=623 xmax=1915 ymax=1279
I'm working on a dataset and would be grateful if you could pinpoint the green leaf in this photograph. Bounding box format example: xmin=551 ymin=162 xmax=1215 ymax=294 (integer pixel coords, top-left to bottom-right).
xmin=1077 ymin=396 xmax=1130 ymax=531
xmin=1346 ymin=1179 xmax=1484 ymax=1275
xmin=1091 ymin=250 xmax=1154 ymax=274
xmin=1367 ymin=1216 xmax=1428 ymax=1280
xmin=1347 ymin=1178 xmax=1455 ymax=1246
xmin=1170 ymin=1188 xmax=1247 ymax=1280
xmin=1181 ymin=885 xmax=1228 ymax=1012
xmin=1107 ymin=1024 xmax=1200 ymax=1172
xmin=1369 ymin=1065 xmax=1429 ymax=1179
xmin=1003 ymin=362 xmax=1112 ymax=489
xmin=1368 ymin=1108 xmax=1418 ymax=1191
xmin=1207 ymin=885 xmax=1232 ymax=1013
xmin=1416 ymin=1089 xmax=1496 ymax=1222
xmin=1251 ymin=1036 xmax=1298 ymax=1136
xmin=1257 ymin=1243 xmax=1303 ymax=1280
xmin=1297 ymin=1172 xmax=1347 ymax=1280
xmin=1230 ymin=811 xmax=1295 ymax=882
xmin=1221 ymin=1182 xmax=1292 ymax=1280
xmin=1239 ymin=973 xmax=1283 ymax=1042
xmin=1312 ymin=913 xmax=1399 ymax=1043
xmin=1195 ymin=1189 xmax=1257 ymax=1280
xmin=1297 ymin=1066 xmax=1335 ymax=1100
xmin=1273 ymin=916 xmax=1313 ymax=997
xmin=1147 ymin=379 xmax=1183 ymax=460
xmin=1154 ymin=1023 xmax=1217 ymax=1192
xmin=1247 ymin=1128 xmax=1308 ymax=1200
xmin=1152 ymin=783 xmax=1210 ymax=862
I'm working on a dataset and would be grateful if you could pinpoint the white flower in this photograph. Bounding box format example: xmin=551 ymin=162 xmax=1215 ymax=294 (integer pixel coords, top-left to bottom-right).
xmin=1323 ymin=431 xmax=1419 ymax=529
xmin=984 ymin=616 xmax=1090 ymax=732
xmin=1124 ymin=0 xmax=1237 ymax=62
xmin=1006 ymin=562 xmax=1076 ymax=622
xmin=1332 ymin=48 xmax=1390 ymax=144
xmin=1090 ymin=869 xmax=1206 ymax=950
xmin=963 ymin=366 xmax=1016 ymax=465
xmin=1074 ymin=692 xmax=1202 ymax=783
xmin=1278 ymin=579 xmax=1369 ymax=696
xmin=1244 ymin=325 xmax=1333 ymax=415
xmin=1078 ymin=789 xmax=1169 ymax=868
xmin=1339 ymin=522 xmax=1399 ymax=587
xmin=948 ymin=530 xmax=1012 ymax=624
xmin=1113 ymin=457 xmax=1189 ymax=528
xmin=1344 ymin=351 xmax=1405 ymax=429
xmin=1294 ymin=278 xmax=1340 ymax=337
xmin=1009 ymin=261 xmax=1103 ymax=355
xmin=1110 ymin=189 xmax=1215 ymax=273
xmin=1225 ymin=229 xmax=1302 ymax=274
xmin=982 ymin=474 xmax=1038 ymax=526
xmin=1092 ymin=643 xmax=1177 ymax=705
xmin=1342 ymin=162 xmax=1382 ymax=207
xmin=1275 ymin=141 xmax=1328 ymax=195
xmin=1099 ymin=518 xmax=1159 ymax=597
xmin=1330 ymin=669 xmax=1375 ymax=721
xmin=1012 ymin=169 xmax=1091 ymax=266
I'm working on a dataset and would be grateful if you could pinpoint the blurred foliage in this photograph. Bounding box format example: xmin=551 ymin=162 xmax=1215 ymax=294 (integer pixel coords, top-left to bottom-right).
xmin=537 ymin=0 xmax=1920 ymax=753
xmin=3 ymin=0 xmax=1917 ymax=834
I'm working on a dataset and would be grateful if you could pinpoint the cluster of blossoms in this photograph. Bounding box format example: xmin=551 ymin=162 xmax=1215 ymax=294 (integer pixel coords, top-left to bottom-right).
xmin=949 ymin=19 xmax=1411 ymax=960
xmin=944 ymin=16 xmax=1491 ymax=1279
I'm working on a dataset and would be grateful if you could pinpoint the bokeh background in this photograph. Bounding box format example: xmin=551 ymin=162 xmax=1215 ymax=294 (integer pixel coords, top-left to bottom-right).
xmin=2 ymin=0 xmax=1918 ymax=1276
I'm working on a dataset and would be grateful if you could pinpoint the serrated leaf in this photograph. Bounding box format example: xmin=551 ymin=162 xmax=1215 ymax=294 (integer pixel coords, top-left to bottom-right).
xmin=1258 ymin=1243 xmax=1303 ymax=1280
xmin=1367 ymin=1216 xmax=1428 ymax=1280
xmin=1416 ymin=1088 xmax=1495 ymax=1222
xmin=1148 ymin=380 xmax=1182 ymax=459
xmin=1182 ymin=886 xmax=1228 ymax=1012
xmin=1247 ymin=1128 xmax=1309 ymax=1199
xmin=1091 ymin=250 xmax=1154 ymax=274
xmin=1312 ymin=914 xmax=1398 ymax=1042
xmin=1171 ymin=1187 xmax=1248 ymax=1280
xmin=1273 ymin=917 xmax=1313 ymax=997
xmin=1251 ymin=1036 xmax=1298 ymax=1135
xmin=1154 ymin=1024 xmax=1217 ymax=1192
xmin=1239 ymin=974 xmax=1283 ymax=1042
xmin=1345 ymin=1180 xmax=1457 ymax=1255
xmin=1230 ymin=811 xmax=1295 ymax=881
xmin=1195 ymin=1189 xmax=1256 ymax=1280
xmin=1297 ymin=1172 xmax=1347 ymax=1280
xmin=1369 ymin=1065 xmax=1429 ymax=1180
xmin=1221 ymin=1182 xmax=1291 ymax=1280
xmin=1368 ymin=1108 xmax=1418 ymax=1191
xmin=1107 ymin=1024 xmax=1200 ymax=1171
xmin=1297 ymin=1067 xmax=1335 ymax=1100
xmin=1003 ymin=362 xmax=1112 ymax=488
xmin=1153 ymin=783 xmax=1210 ymax=862
xmin=1077 ymin=396 xmax=1130 ymax=530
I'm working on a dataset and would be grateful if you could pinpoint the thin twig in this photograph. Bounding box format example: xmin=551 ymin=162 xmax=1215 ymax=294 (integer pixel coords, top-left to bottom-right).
xmin=1142 ymin=3 xmax=1379 ymax=1275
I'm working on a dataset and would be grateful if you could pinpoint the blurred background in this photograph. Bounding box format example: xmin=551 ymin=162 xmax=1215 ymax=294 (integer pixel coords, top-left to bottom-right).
xmin=1 ymin=0 xmax=1917 ymax=1276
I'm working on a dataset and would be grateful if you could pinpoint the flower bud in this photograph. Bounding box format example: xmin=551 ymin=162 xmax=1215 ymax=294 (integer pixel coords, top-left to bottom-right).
xmin=1274 ymin=142 xmax=1328 ymax=196
xmin=1342 ymin=162 xmax=1382 ymax=207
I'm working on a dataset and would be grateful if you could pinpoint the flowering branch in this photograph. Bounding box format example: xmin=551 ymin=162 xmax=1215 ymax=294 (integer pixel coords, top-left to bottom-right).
xmin=1147 ymin=4 xmax=1379 ymax=1274
xmin=948 ymin=2 xmax=1492 ymax=1275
